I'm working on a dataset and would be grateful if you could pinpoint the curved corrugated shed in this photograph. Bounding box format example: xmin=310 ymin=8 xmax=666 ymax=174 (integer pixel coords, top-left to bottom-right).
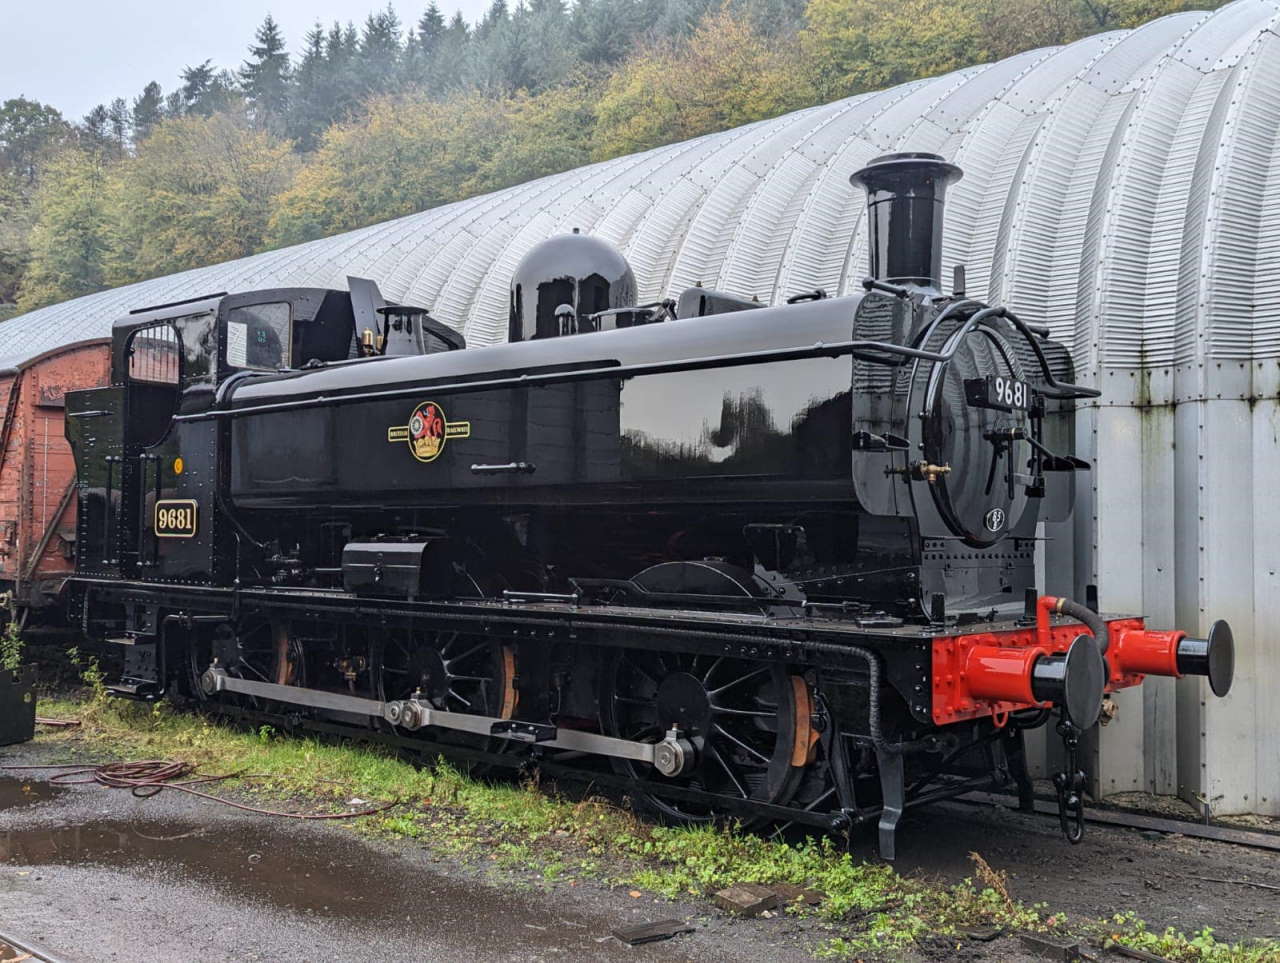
xmin=2 ymin=0 xmax=1278 ymax=813
xmin=2 ymin=1 xmax=1271 ymax=366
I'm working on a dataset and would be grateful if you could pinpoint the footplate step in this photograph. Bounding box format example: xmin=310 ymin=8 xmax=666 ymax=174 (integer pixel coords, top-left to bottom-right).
xmin=490 ymin=720 xmax=558 ymax=743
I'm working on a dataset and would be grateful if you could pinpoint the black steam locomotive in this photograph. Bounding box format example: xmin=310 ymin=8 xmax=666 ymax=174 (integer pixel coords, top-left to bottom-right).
xmin=67 ymin=153 xmax=1234 ymax=856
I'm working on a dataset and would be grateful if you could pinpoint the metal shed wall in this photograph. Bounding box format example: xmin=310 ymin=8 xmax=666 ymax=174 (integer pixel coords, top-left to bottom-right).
xmin=2 ymin=0 xmax=1277 ymax=814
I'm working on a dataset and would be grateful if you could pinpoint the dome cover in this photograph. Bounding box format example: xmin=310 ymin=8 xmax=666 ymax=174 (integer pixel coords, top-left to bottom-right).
xmin=508 ymin=231 xmax=637 ymax=341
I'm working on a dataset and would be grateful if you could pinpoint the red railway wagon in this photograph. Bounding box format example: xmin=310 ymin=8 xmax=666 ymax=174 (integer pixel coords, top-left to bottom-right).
xmin=0 ymin=340 xmax=110 ymax=621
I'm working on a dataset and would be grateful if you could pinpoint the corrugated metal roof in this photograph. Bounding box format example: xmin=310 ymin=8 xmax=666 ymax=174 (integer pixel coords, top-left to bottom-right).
xmin=5 ymin=0 xmax=1277 ymax=374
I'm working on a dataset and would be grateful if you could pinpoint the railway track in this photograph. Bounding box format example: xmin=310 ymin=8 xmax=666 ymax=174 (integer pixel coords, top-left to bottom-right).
xmin=0 ymin=927 xmax=74 ymax=963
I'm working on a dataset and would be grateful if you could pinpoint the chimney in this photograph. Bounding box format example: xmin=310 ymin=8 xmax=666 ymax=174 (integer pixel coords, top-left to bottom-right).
xmin=850 ymin=152 xmax=962 ymax=290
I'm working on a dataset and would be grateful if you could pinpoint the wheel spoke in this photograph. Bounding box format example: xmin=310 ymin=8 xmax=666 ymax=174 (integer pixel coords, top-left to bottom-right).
xmin=701 ymin=656 xmax=724 ymax=685
xmin=710 ymin=705 xmax=774 ymax=719
xmin=713 ymin=723 xmax=770 ymax=765
xmin=709 ymin=666 xmax=768 ymax=697
xmin=624 ymin=657 xmax=659 ymax=687
xmin=447 ymin=687 xmax=473 ymax=708
xmin=707 ymin=744 xmax=749 ymax=799
xmin=445 ymin=642 xmax=488 ymax=666
xmin=613 ymin=694 xmax=655 ymax=706
xmin=237 ymin=660 xmax=271 ymax=683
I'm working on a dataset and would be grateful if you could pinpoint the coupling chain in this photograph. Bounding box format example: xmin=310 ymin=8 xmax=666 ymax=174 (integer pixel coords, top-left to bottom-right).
xmin=1052 ymin=719 xmax=1087 ymax=844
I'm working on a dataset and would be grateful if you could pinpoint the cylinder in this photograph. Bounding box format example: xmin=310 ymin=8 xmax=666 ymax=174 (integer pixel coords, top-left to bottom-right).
xmin=850 ymin=152 xmax=963 ymax=289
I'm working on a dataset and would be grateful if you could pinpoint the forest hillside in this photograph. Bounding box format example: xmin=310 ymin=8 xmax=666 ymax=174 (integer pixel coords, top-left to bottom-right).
xmin=0 ymin=0 xmax=1223 ymax=317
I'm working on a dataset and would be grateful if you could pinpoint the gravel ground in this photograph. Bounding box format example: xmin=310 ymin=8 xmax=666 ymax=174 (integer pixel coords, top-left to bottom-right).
xmin=1 ymin=738 xmax=1278 ymax=962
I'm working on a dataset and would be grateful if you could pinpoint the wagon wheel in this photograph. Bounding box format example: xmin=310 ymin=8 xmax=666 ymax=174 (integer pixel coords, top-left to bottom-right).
xmin=376 ymin=630 xmax=516 ymax=773
xmin=599 ymin=649 xmax=808 ymax=827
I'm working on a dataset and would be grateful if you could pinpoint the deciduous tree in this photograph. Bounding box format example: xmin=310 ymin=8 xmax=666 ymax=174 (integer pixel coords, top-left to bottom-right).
xmin=109 ymin=114 xmax=297 ymax=283
xmin=593 ymin=8 xmax=815 ymax=158
xmin=0 ymin=98 xmax=70 ymax=184
xmin=17 ymin=148 xmax=114 ymax=310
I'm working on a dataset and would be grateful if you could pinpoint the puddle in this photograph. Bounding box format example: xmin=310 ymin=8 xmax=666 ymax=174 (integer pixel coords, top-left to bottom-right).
xmin=0 ymin=811 xmax=672 ymax=959
xmin=0 ymin=776 xmax=68 ymax=809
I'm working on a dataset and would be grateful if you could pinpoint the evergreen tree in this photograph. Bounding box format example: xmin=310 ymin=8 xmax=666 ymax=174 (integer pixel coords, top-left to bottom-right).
xmin=107 ymin=98 xmax=131 ymax=153
xmin=177 ymin=61 xmax=237 ymax=117
xmin=417 ymin=3 xmax=446 ymax=55
xmin=179 ymin=61 xmax=217 ymax=115
xmin=573 ymin=0 xmax=643 ymax=64
xmin=163 ymin=91 xmax=185 ymax=118
xmin=132 ymin=82 xmax=164 ymax=141
xmin=357 ymin=5 xmax=404 ymax=96
xmin=402 ymin=2 xmax=447 ymax=85
xmin=522 ymin=0 xmax=578 ymax=91
xmin=289 ymin=24 xmax=330 ymax=151
xmin=429 ymin=13 xmax=473 ymax=94
xmin=475 ymin=0 xmax=510 ymax=40
xmin=80 ymin=105 xmax=110 ymax=151
xmin=240 ymin=14 xmax=292 ymax=134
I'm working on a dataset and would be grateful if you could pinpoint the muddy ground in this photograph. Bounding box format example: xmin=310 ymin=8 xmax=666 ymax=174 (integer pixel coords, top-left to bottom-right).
xmin=0 ymin=739 xmax=1277 ymax=962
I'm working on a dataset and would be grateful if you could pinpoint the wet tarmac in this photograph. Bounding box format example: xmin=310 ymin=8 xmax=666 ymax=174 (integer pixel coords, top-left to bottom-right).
xmin=1 ymin=752 xmax=1277 ymax=962
xmin=0 ymin=772 xmax=816 ymax=962
xmin=0 ymin=776 xmax=67 ymax=809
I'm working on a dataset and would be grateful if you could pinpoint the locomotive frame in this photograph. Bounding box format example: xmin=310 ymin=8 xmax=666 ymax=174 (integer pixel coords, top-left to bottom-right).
xmin=63 ymin=153 xmax=1235 ymax=858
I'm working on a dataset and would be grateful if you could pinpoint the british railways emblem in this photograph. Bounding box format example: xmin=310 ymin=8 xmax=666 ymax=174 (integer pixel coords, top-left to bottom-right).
xmin=386 ymin=401 xmax=471 ymax=463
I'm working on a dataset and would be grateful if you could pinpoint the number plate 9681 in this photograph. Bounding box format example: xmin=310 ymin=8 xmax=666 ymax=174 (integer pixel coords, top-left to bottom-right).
xmin=154 ymin=499 xmax=198 ymax=538
xmin=964 ymin=375 xmax=1033 ymax=412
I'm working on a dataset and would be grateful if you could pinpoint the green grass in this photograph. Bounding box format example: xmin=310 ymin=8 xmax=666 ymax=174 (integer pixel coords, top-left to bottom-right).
xmin=27 ymin=691 xmax=1280 ymax=962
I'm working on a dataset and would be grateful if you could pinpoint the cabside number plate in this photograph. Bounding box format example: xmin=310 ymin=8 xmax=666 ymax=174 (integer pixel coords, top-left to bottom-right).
xmin=154 ymin=499 xmax=198 ymax=538
xmin=964 ymin=375 xmax=1032 ymax=412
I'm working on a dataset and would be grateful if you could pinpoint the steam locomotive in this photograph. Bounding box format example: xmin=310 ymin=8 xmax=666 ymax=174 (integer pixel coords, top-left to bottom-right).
xmin=66 ymin=153 xmax=1234 ymax=857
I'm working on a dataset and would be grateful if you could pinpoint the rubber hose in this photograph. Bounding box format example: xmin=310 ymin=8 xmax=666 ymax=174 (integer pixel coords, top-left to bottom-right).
xmin=1056 ymin=597 xmax=1109 ymax=655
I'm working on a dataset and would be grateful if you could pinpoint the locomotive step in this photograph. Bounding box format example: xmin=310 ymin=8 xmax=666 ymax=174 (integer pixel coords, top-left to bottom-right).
xmin=490 ymin=720 xmax=557 ymax=743
xmin=103 ymin=635 xmax=146 ymax=646
xmin=106 ymin=681 xmax=158 ymax=698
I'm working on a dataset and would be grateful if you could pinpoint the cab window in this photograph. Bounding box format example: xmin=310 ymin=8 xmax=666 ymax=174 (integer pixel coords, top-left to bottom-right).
xmin=126 ymin=322 xmax=182 ymax=448
xmin=226 ymin=302 xmax=291 ymax=370
xmin=128 ymin=322 xmax=181 ymax=385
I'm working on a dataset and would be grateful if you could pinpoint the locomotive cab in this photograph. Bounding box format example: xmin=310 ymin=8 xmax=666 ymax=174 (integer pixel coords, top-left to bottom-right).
xmin=65 ymin=283 xmax=386 ymax=589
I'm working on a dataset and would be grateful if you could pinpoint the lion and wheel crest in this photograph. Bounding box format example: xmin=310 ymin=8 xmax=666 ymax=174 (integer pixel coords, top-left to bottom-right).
xmin=386 ymin=401 xmax=471 ymax=463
